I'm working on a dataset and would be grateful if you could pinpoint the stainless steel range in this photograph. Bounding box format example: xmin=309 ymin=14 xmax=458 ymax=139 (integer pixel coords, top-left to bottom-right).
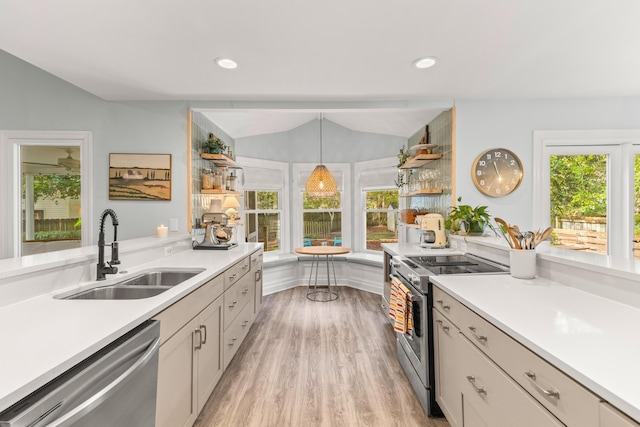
xmin=389 ymin=253 xmax=508 ymax=417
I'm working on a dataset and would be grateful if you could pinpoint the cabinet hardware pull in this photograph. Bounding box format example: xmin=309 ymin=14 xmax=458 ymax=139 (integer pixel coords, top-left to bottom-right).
xmin=255 ymin=270 xmax=262 ymax=281
xmin=200 ymin=325 xmax=207 ymax=344
xmin=435 ymin=319 xmax=450 ymax=332
xmin=242 ymin=288 xmax=249 ymax=295
xmin=229 ymin=301 xmax=237 ymax=308
xmin=229 ymin=273 xmax=237 ymax=280
xmin=524 ymin=371 xmax=560 ymax=399
xmin=436 ymin=300 xmax=450 ymax=310
xmin=242 ymin=264 xmax=249 ymax=270
xmin=466 ymin=375 xmax=487 ymax=395
xmin=468 ymin=326 xmax=488 ymax=342
xmin=194 ymin=328 xmax=202 ymax=350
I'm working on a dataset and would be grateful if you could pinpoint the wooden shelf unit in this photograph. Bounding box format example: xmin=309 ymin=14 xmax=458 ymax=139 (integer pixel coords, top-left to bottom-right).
xmin=201 ymin=189 xmax=242 ymax=196
xmin=200 ymin=153 xmax=240 ymax=168
xmin=399 ymin=189 xmax=444 ymax=197
xmin=399 ymin=153 xmax=442 ymax=169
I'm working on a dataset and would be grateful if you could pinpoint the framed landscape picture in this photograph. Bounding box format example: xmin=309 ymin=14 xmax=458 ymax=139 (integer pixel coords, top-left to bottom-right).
xmin=109 ymin=153 xmax=171 ymax=201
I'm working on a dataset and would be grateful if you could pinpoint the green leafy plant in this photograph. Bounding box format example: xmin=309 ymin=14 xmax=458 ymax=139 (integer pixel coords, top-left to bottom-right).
xmin=207 ymin=133 xmax=227 ymax=154
xmin=396 ymin=147 xmax=410 ymax=168
xmin=445 ymin=197 xmax=494 ymax=235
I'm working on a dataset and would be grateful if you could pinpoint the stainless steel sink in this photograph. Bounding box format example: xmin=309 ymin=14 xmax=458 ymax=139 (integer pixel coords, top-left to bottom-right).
xmin=64 ymin=268 xmax=205 ymax=300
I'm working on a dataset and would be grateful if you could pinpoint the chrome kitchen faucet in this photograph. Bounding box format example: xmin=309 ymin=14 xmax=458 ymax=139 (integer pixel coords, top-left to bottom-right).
xmin=97 ymin=209 xmax=120 ymax=280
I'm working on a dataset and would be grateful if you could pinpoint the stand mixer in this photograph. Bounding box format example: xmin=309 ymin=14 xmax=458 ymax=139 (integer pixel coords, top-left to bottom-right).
xmin=193 ymin=212 xmax=238 ymax=250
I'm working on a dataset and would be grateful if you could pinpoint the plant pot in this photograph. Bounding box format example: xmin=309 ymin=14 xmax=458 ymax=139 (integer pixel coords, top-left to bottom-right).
xmin=209 ymin=146 xmax=221 ymax=154
xmin=465 ymin=221 xmax=485 ymax=235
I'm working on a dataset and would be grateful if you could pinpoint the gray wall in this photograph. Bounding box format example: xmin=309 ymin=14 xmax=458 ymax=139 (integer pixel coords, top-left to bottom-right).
xmin=235 ymin=118 xmax=406 ymax=163
xmin=455 ymin=98 xmax=640 ymax=230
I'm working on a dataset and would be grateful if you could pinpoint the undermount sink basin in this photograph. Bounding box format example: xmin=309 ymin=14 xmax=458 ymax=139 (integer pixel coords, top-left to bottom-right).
xmin=63 ymin=268 xmax=205 ymax=300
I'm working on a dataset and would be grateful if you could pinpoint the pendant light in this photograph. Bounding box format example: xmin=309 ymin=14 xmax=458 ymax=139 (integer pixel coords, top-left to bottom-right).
xmin=306 ymin=113 xmax=337 ymax=198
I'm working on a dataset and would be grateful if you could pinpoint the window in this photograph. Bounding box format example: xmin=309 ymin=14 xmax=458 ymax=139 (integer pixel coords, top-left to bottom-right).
xmin=0 ymin=131 xmax=93 ymax=259
xmin=244 ymin=190 xmax=281 ymax=252
xmin=292 ymin=163 xmax=351 ymax=249
xmin=302 ymin=192 xmax=342 ymax=246
xmin=236 ymin=157 xmax=289 ymax=254
xmin=534 ymin=130 xmax=640 ymax=259
xmin=364 ymin=190 xmax=398 ymax=251
xmin=354 ymin=157 xmax=399 ymax=253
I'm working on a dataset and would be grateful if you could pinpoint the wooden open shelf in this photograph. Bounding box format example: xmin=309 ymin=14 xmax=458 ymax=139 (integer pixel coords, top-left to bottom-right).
xmin=399 ymin=153 xmax=442 ymax=169
xmin=200 ymin=153 xmax=240 ymax=168
xmin=201 ymin=189 xmax=242 ymax=196
xmin=399 ymin=189 xmax=444 ymax=197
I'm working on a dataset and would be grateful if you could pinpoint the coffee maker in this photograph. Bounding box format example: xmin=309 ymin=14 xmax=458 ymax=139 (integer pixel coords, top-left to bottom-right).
xmin=419 ymin=213 xmax=447 ymax=248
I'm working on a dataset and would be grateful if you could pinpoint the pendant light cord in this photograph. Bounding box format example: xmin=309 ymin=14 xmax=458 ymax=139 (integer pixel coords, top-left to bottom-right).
xmin=319 ymin=112 xmax=323 ymax=165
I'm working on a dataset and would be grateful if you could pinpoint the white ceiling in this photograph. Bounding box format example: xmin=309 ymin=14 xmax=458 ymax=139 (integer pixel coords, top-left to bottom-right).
xmin=2 ymin=0 xmax=640 ymax=138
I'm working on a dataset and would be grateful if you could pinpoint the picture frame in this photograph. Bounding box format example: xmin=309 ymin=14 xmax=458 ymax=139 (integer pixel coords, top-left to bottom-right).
xmin=109 ymin=153 xmax=172 ymax=201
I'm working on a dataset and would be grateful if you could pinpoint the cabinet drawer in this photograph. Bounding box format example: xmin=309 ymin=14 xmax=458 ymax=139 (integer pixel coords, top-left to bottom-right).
xmin=223 ymin=301 xmax=254 ymax=368
xmin=459 ymin=303 xmax=599 ymax=427
xmin=250 ymin=250 xmax=263 ymax=269
xmin=224 ymin=256 xmax=251 ymax=290
xmin=432 ymin=284 xmax=465 ymax=327
xmin=223 ymin=275 xmax=253 ymax=330
xmin=154 ymin=274 xmax=224 ymax=345
xmin=460 ymin=335 xmax=564 ymax=427
xmin=600 ymin=402 xmax=640 ymax=427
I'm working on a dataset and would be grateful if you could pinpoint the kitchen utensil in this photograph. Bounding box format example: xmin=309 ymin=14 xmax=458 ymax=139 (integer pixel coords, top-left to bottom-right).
xmin=494 ymin=217 xmax=515 ymax=249
xmin=508 ymin=226 xmax=523 ymax=250
xmin=535 ymin=227 xmax=552 ymax=246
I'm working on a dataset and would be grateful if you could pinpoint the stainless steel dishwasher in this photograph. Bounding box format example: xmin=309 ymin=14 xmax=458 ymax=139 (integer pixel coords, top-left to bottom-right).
xmin=0 ymin=320 xmax=160 ymax=427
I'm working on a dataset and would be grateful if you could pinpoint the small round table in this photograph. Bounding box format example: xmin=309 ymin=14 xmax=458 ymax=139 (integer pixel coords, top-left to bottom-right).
xmin=294 ymin=246 xmax=351 ymax=301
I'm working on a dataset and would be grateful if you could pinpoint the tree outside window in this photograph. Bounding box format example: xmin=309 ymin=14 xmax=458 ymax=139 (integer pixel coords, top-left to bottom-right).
xmin=303 ymin=192 xmax=342 ymax=246
xmin=365 ymin=190 xmax=398 ymax=251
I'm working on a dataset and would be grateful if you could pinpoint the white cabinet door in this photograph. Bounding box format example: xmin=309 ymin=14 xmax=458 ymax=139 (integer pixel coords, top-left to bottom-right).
xmin=459 ymin=336 xmax=563 ymax=427
xmin=462 ymin=394 xmax=489 ymax=427
xmin=156 ymin=317 xmax=199 ymax=427
xmin=196 ymin=297 xmax=224 ymax=413
xmin=433 ymin=308 xmax=462 ymax=427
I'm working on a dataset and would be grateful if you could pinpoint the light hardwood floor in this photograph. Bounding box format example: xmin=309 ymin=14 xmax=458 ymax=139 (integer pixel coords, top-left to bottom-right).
xmin=194 ymin=287 xmax=450 ymax=427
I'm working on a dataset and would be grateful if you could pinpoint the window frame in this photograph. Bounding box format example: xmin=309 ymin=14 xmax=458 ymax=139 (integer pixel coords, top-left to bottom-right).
xmin=354 ymin=157 xmax=399 ymax=253
xmin=237 ymin=157 xmax=289 ymax=255
xmin=292 ymin=163 xmax=351 ymax=250
xmin=534 ymin=130 xmax=640 ymax=259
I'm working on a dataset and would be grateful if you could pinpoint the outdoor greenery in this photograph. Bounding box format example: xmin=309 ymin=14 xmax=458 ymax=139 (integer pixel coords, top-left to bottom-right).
xmin=550 ymin=155 xmax=607 ymax=219
xmin=34 ymin=230 xmax=81 ymax=240
xmin=29 ymin=175 xmax=81 ymax=203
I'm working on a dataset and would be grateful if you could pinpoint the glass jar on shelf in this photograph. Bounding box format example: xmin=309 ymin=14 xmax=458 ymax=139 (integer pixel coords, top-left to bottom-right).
xmin=202 ymin=169 xmax=213 ymax=190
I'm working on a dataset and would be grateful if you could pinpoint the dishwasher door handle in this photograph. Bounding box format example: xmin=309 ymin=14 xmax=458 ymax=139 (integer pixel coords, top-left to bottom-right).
xmin=49 ymin=336 xmax=160 ymax=427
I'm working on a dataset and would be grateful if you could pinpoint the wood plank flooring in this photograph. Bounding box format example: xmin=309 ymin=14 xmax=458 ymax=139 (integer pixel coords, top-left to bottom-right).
xmin=194 ymin=287 xmax=450 ymax=427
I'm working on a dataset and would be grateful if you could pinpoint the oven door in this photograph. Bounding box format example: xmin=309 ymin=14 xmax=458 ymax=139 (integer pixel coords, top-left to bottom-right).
xmin=394 ymin=277 xmax=428 ymax=387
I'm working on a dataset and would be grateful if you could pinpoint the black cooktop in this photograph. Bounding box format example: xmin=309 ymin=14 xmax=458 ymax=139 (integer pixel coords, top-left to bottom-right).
xmin=406 ymin=254 xmax=507 ymax=275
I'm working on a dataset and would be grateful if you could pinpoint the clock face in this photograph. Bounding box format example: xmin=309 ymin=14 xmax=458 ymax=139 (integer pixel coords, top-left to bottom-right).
xmin=472 ymin=148 xmax=523 ymax=197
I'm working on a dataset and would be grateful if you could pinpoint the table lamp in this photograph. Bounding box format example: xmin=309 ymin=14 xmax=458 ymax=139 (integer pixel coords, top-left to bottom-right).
xmin=222 ymin=196 xmax=240 ymax=220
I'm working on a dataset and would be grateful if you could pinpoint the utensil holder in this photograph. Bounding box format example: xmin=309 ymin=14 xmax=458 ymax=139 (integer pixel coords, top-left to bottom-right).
xmin=509 ymin=249 xmax=536 ymax=279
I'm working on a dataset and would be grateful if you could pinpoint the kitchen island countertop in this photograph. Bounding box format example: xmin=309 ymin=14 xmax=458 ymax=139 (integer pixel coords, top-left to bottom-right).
xmin=431 ymin=273 xmax=640 ymax=423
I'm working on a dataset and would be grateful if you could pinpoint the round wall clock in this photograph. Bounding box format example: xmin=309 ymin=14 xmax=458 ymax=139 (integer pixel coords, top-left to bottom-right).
xmin=471 ymin=148 xmax=523 ymax=197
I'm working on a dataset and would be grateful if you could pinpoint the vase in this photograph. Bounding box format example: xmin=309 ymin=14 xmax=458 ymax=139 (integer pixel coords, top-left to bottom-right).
xmin=509 ymin=249 xmax=536 ymax=279
xmin=209 ymin=146 xmax=221 ymax=154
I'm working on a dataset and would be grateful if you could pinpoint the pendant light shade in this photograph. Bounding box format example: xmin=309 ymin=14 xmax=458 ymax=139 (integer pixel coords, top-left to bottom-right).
xmin=306 ymin=113 xmax=337 ymax=198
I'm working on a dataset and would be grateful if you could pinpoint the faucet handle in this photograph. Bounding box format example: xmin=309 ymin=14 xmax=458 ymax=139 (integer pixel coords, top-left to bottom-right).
xmin=110 ymin=241 xmax=121 ymax=265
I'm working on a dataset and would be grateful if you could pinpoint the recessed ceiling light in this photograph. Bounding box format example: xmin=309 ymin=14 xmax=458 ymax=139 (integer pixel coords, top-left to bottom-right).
xmin=215 ymin=57 xmax=238 ymax=69
xmin=413 ymin=57 xmax=437 ymax=69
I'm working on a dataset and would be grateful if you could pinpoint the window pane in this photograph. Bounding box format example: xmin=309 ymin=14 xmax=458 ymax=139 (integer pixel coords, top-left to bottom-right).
xmin=303 ymin=212 xmax=342 ymax=246
xmin=303 ymin=192 xmax=341 ymax=209
xmin=21 ymin=146 xmax=82 ymax=255
xmin=366 ymin=212 xmax=397 ymax=250
xmin=365 ymin=190 xmax=398 ymax=209
xmin=245 ymin=212 xmax=280 ymax=252
xmin=550 ymin=154 xmax=607 ymax=254
xmin=257 ymin=191 xmax=278 ymax=209
xmin=635 ymin=154 xmax=640 ymax=259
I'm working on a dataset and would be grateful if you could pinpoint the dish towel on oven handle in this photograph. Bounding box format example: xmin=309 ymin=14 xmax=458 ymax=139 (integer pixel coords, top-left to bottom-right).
xmin=389 ymin=276 xmax=414 ymax=337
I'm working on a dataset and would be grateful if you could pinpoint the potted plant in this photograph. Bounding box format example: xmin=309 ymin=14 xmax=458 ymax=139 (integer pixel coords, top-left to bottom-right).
xmin=444 ymin=197 xmax=494 ymax=235
xmin=207 ymin=133 xmax=227 ymax=154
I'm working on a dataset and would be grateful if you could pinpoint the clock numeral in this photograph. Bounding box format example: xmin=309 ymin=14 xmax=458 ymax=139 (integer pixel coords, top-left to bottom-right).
xmin=485 ymin=185 xmax=491 ymax=192
xmin=505 ymin=185 xmax=511 ymax=191
xmin=485 ymin=154 xmax=492 ymax=160
xmin=512 ymin=169 xmax=519 ymax=175
xmin=510 ymin=159 xmax=516 ymax=166
xmin=494 ymin=151 xmax=502 ymax=158
xmin=496 ymin=188 xmax=501 ymax=194
xmin=479 ymin=160 xmax=486 ymax=167
xmin=476 ymin=170 xmax=482 ymax=176
xmin=479 ymin=179 xmax=485 ymax=185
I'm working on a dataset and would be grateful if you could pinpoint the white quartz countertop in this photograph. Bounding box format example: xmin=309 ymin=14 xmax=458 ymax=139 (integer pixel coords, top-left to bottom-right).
xmin=430 ymin=274 xmax=640 ymax=423
xmin=0 ymin=243 xmax=262 ymax=412
xmin=381 ymin=243 xmax=462 ymax=257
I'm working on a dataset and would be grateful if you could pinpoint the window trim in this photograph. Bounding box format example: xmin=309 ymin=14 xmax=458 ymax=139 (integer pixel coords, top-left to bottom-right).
xmin=354 ymin=157 xmax=398 ymax=253
xmin=237 ymin=157 xmax=289 ymax=254
xmin=292 ymin=163 xmax=351 ymax=249
xmin=534 ymin=130 xmax=640 ymax=259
